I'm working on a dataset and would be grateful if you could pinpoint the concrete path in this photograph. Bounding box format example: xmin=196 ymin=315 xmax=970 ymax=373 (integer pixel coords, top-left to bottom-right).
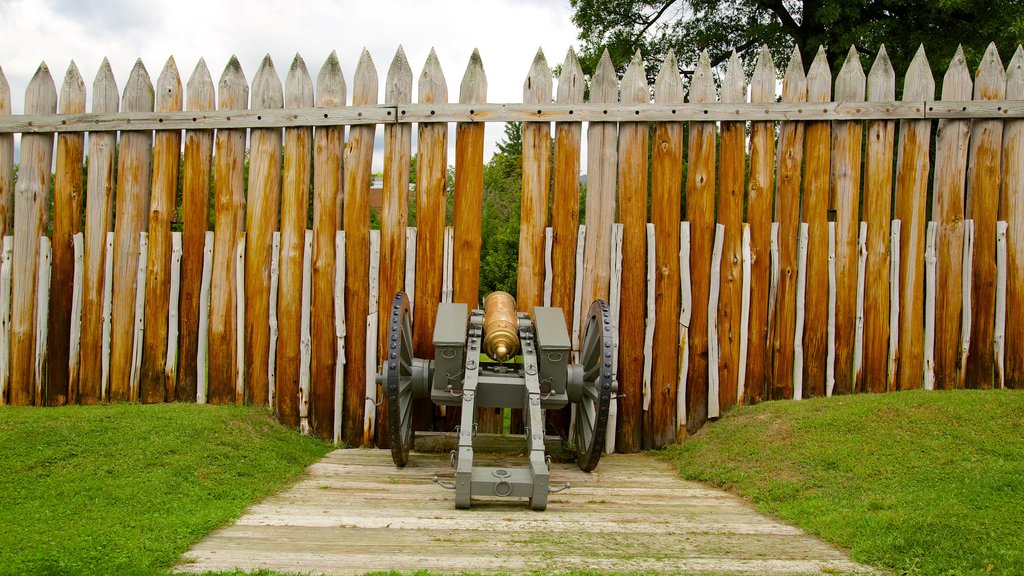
xmin=176 ymin=449 xmax=873 ymax=575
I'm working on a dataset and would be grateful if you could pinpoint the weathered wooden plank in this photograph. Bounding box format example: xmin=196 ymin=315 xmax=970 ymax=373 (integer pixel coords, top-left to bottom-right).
xmin=375 ymin=47 xmax=410 ymax=445
xmin=648 ymin=50 xmax=684 ymax=446
xmin=234 ymin=235 xmax=245 ymax=403
xmin=278 ymin=56 xmax=314 ymax=425
xmin=342 ymin=50 xmax=378 ymax=446
xmin=801 ymin=46 xmax=831 ymax=398
xmin=887 ymin=220 xmax=902 ymax=388
xmin=101 ymin=232 xmax=113 ymax=400
xmin=616 ymin=50 xmax=648 ymax=452
xmin=313 ymin=52 xmax=346 ymax=439
xmin=140 ymin=57 xmax=183 ymax=403
xmin=852 ymin=223 xmax=868 ymax=388
xmin=770 ymin=49 xmax=806 ymax=401
xmin=860 ymin=46 xmax=896 ymax=393
xmin=300 ymin=230 xmax=314 ymax=434
xmin=737 ymin=225 xmax=750 ymax=404
xmin=713 ymin=50 xmax=743 ymax=411
xmin=0 ymin=237 xmax=12 ymax=405
xmin=685 ymin=51 xmax=716 ymax=434
xmin=678 ymin=223 xmax=692 ymax=433
xmin=518 ymin=48 xmax=552 ymax=318
xmin=364 ymin=229 xmax=380 ymax=445
xmin=0 ymin=67 xmax=12 ymax=240
xmin=826 ymin=222 xmax=837 ymax=396
xmin=960 ymin=220 xmax=975 ymax=388
xmin=269 ymin=232 xmax=280 ymax=406
xmin=178 ymin=58 xmax=214 ymax=403
xmin=607 ymin=223 xmax=623 ymax=453
xmin=244 ymin=55 xmax=285 ymax=406
xmin=831 ymin=46 xmax=866 ymax=396
xmin=932 ymin=46 xmax=973 ymax=390
xmin=165 ymin=232 xmax=182 ymax=392
xmin=334 ymin=231 xmax=346 ymax=444
xmin=10 ymin=63 xmax=56 ymax=406
xmin=924 ymin=221 xmax=938 ymax=390
xmin=642 ymin=223 xmax=657 ymax=414
xmin=793 ymin=223 xmax=809 ymax=399
xmin=197 ymin=231 xmax=213 ymax=403
xmin=995 ymin=220 xmax=1008 ymax=388
xmin=551 ymin=48 xmax=584 ymax=331
xmin=68 ymin=233 xmax=84 ymax=399
xmin=894 ymin=46 xmax=935 ymax=391
xmin=965 ymin=43 xmax=1006 ymax=389
xmin=443 ymin=226 xmax=454 ymax=304
xmin=129 ymin=233 xmax=149 ymax=401
xmin=707 ymin=224 xmax=724 ymax=418
xmin=571 ymin=224 xmax=587 ymax=361
xmin=1003 ymin=45 xmax=1024 ymax=389
xmin=46 ymin=61 xmax=85 ymax=406
xmin=34 ymin=238 xmax=51 ymax=402
xmin=405 ymin=228 xmax=416 ymax=310
xmin=744 ymin=46 xmax=776 ymax=405
xmin=580 ymin=50 xmax=617 ymax=342
xmin=209 ymin=56 xmax=248 ymax=404
xmin=543 ymin=227 xmax=552 ymax=305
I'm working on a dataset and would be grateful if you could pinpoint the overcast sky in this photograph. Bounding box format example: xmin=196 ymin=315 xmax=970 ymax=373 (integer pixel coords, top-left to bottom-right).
xmin=0 ymin=0 xmax=582 ymax=171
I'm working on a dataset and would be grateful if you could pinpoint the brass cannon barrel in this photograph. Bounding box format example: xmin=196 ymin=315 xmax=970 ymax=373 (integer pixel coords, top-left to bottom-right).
xmin=482 ymin=291 xmax=519 ymax=362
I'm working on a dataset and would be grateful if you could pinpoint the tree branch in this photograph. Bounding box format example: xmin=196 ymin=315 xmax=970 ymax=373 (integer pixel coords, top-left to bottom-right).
xmin=637 ymin=0 xmax=681 ymax=37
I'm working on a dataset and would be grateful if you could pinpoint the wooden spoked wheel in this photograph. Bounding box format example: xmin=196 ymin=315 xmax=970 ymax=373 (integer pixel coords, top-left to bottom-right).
xmin=574 ymin=299 xmax=615 ymax=472
xmin=385 ymin=292 xmax=415 ymax=467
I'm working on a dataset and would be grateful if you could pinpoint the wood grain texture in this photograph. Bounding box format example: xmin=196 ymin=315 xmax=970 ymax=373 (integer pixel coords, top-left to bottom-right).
xmin=801 ymin=47 xmax=831 ymax=398
xmin=685 ymin=51 xmax=716 ymax=435
xmin=894 ymin=46 xmax=935 ymax=391
xmin=932 ymin=46 xmax=972 ymax=389
xmin=616 ymin=50 xmax=648 ymax=452
xmin=139 ymin=57 xmax=183 ymax=403
xmin=517 ymin=49 xmax=552 ymax=318
xmin=0 ymin=66 xmax=12 ymax=240
xmin=312 ymin=51 xmax=346 ymax=439
xmin=47 ymin=61 xmax=85 ymax=405
xmin=861 ymin=47 xmax=896 ymax=393
xmin=648 ymin=50 xmax=684 ymax=448
xmin=830 ymin=46 xmax=866 ymax=396
xmin=177 ymin=58 xmax=214 ymax=403
xmin=243 ymin=55 xmax=285 ymax=406
xmin=965 ymin=43 xmax=1006 ymax=389
xmin=452 ymin=49 xmax=486 ymax=308
xmin=10 ymin=64 xmax=56 ymax=406
xmin=715 ymin=51 xmax=744 ymax=410
xmin=770 ymin=49 xmax=806 ymax=401
xmin=277 ymin=57 xmax=315 ymax=426
xmin=209 ymin=56 xmax=248 ymax=404
xmin=1002 ymin=45 xmax=1024 ymax=389
xmin=342 ymin=49 xmax=378 ymax=445
xmin=744 ymin=46 xmax=776 ymax=405
xmin=551 ymin=49 xmax=583 ymax=330
xmin=580 ymin=50 xmax=617 ymax=339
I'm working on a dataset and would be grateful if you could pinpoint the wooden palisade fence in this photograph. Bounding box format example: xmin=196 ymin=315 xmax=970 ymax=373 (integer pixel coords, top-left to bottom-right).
xmin=0 ymin=42 xmax=1022 ymax=453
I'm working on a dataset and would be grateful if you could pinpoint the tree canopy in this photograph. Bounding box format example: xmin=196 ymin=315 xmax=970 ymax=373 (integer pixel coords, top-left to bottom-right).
xmin=570 ymin=0 xmax=1024 ymax=84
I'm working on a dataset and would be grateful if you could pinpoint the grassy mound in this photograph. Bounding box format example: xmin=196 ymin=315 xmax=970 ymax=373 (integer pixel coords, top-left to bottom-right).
xmin=664 ymin=390 xmax=1024 ymax=576
xmin=0 ymin=404 xmax=331 ymax=576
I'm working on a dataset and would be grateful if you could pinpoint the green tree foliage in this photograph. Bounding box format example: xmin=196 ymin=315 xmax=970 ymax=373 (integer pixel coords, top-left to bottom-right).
xmin=570 ymin=0 xmax=1024 ymax=84
xmin=479 ymin=122 xmax=523 ymax=299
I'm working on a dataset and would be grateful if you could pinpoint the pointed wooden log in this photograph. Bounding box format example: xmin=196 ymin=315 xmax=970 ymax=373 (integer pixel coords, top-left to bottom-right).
xmin=243 ymin=55 xmax=285 ymax=407
xmin=831 ymin=46 xmax=866 ymax=395
xmin=861 ymin=46 xmax=896 ymax=393
xmin=894 ymin=45 xmax=935 ymax=391
xmin=0 ymin=66 xmax=12 ymax=241
xmin=374 ymin=47 xmax=410 ymax=442
xmin=744 ymin=46 xmax=776 ymax=405
xmin=47 ymin=61 xmax=86 ymax=405
xmin=770 ymin=47 xmax=806 ymax=401
xmin=177 ymin=58 xmax=214 ymax=403
xmin=517 ymin=48 xmax=552 ymax=318
xmin=648 ymin=49 xmax=684 ymax=447
xmin=209 ymin=56 xmax=248 ymax=404
xmin=312 ymin=51 xmax=346 ymax=439
xmin=278 ymin=55 xmax=315 ymax=426
xmin=965 ymin=43 xmax=1006 ymax=389
xmin=715 ymin=50 xmax=744 ymax=411
xmin=1002 ymin=45 xmax=1024 ymax=389
xmin=685 ymin=50 xmax=716 ymax=435
xmin=342 ymin=49 xmax=378 ymax=445
xmin=802 ymin=46 xmax=831 ymax=398
xmin=932 ymin=46 xmax=972 ymax=390
xmin=615 ymin=49 xmax=648 ymax=452
xmin=580 ymin=50 xmax=617 ymax=344
xmin=10 ymin=63 xmax=56 ymax=405
xmin=138 ymin=57 xmax=183 ymax=404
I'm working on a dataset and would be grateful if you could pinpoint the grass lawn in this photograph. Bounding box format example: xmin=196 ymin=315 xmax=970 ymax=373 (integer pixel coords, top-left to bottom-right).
xmin=0 ymin=403 xmax=332 ymax=576
xmin=664 ymin=389 xmax=1024 ymax=576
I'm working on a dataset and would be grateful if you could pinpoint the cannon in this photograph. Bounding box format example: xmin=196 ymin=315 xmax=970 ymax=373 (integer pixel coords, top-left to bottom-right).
xmin=379 ymin=291 xmax=616 ymax=511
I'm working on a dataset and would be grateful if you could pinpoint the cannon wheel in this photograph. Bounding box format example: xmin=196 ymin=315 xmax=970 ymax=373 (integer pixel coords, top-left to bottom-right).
xmin=575 ymin=299 xmax=615 ymax=472
xmin=385 ymin=292 xmax=415 ymax=467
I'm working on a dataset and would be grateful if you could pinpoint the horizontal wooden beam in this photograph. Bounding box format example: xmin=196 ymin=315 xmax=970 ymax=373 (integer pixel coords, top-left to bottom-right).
xmin=1 ymin=100 xmax=1022 ymax=133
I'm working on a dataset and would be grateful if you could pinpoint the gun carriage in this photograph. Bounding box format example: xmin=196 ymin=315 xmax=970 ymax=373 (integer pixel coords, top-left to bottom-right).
xmin=379 ymin=291 xmax=616 ymax=511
